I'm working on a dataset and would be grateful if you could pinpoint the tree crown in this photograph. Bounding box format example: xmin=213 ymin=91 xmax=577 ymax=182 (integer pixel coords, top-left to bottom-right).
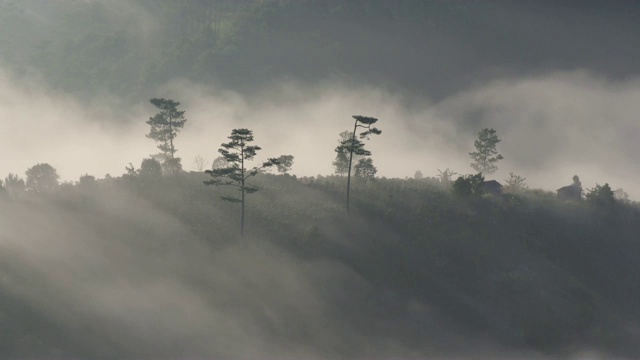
xmin=146 ymin=97 xmax=187 ymax=174
xmin=469 ymin=128 xmax=503 ymax=175
xmin=586 ymin=183 xmax=615 ymax=207
xmin=275 ymin=155 xmax=294 ymax=174
xmin=354 ymin=157 xmax=377 ymax=181
xmin=25 ymin=163 xmax=60 ymax=193
xmin=204 ymin=128 xmax=279 ymax=201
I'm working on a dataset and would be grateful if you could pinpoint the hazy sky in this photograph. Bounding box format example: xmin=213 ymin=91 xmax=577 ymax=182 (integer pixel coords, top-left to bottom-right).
xmin=1 ymin=68 xmax=638 ymax=199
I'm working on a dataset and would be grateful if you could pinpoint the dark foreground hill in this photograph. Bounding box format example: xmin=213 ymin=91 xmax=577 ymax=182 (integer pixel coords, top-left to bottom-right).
xmin=1 ymin=172 xmax=640 ymax=358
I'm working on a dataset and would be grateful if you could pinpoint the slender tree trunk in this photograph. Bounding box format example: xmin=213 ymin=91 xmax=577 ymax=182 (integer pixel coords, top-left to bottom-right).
xmin=169 ymin=113 xmax=175 ymax=160
xmin=168 ymin=112 xmax=177 ymax=176
xmin=240 ymin=144 xmax=245 ymax=237
xmin=346 ymin=120 xmax=358 ymax=215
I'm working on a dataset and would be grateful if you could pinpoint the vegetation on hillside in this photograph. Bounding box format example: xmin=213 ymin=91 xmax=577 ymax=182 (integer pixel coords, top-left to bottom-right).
xmin=1 ymin=159 xmax=640 ymax=357
xmin=1 ymin=97 xmax=638 ymax=356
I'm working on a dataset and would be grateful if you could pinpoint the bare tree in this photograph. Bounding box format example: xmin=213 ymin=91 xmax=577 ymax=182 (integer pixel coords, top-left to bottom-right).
xmin=437 ymin=168 xmax=458 ymax=186
xmin=193 ymin=155 xmax=207 ymax=172
xmin=504 ymin=173 xmax=528 ymax=193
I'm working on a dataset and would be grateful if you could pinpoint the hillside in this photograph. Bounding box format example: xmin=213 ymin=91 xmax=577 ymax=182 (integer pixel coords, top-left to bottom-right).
xmin=1 ymin=172 xmax=640 ymax=358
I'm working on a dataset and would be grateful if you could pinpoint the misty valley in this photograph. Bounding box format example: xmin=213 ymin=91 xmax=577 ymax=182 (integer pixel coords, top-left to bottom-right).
xmin=1 ymin=1 xmax=640 ymax=359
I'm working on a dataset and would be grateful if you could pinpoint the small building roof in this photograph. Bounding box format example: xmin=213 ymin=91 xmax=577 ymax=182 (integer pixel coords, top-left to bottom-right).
xmin=557 ymin=184 xmax=581 ymax=192
xmin=483 ymin=180 xmax=503 ymax=188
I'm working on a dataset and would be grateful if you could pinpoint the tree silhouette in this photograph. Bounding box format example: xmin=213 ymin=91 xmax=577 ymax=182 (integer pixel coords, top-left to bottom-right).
xmin=78 ymin=174 xmax=96 ymax=187
xmin=146 ymin=98 xmax=187 ymax=175
xmin=25 ymin=163 xmax=59 ymax=193
xmin=139 ymin=158 xmax=163 ymax=180
xmin=504 ymin=172 xmax=528 ymax=193
xmin=212 ymin=156 xmax=229 ymax=170
xmin=572 ymin=175 xmax=582 ymax=188
xmin=192 ymin=155 xmax=207 ymax=172
xmin=571 ymin=175 xmax=583 ymax=197
xmin=335 ymin=115 xmax=381 ymax=214
xmin=333 ymin=131 xmax=354 ymax=176
xmin=124 ymin=163 xmax=137 ymax=178
xmin=452 ymin=173 xmax=484 ymax=198
xmin=586 ymin=183 xmax=615 ymax=207
xmin=437 ymin=168 xmax=458 ymax=186
xmin=613 ymin=188 xmax=630 ymax=204
xmin=469 ymin=128 xmax=503 ymax=176
xmin=3 ymin=173 xmax=25 ymax=199
xmin=204 ymin=128 xmax=278 ymax=236
xmin=275 ymin=155 xmax=294 ymax=174
xmin=354 ymin=158 xmax=377 ymax=181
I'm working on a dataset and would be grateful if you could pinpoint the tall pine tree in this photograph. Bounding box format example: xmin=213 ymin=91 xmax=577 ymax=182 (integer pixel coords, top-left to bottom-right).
xmin=146 ymin=98 xmax=187 ymax=175
xmin=335 ymin=115 xmax=381 ymax=214
xmin=469 ymin=128 xmax=503 ymax=176
xmin=204 ymin=128 xmax=278 ymax=236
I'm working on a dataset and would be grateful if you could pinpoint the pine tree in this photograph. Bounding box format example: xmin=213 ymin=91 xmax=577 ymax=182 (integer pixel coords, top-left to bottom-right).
xmin=146 ymin=98 xmax=187 ymax=175
xmin=335 ymin=115 xmax=381 ymax=214
xmin=469 ymin=128 xmax=503 ymax=176
xmin=204 ymin=128 xmax=278 ymax=236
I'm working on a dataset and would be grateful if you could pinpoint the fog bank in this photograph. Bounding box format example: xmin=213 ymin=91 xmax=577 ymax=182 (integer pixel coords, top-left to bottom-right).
xmin=0 ymin=69 xmax=638 ymax=199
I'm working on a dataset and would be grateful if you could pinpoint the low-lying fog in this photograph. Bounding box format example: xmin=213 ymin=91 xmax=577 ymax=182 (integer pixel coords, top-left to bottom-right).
xmin=1 ymin=68 xmax=637 ymax=199
xmin=0 ymin=181 xmax=627 ymax=359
